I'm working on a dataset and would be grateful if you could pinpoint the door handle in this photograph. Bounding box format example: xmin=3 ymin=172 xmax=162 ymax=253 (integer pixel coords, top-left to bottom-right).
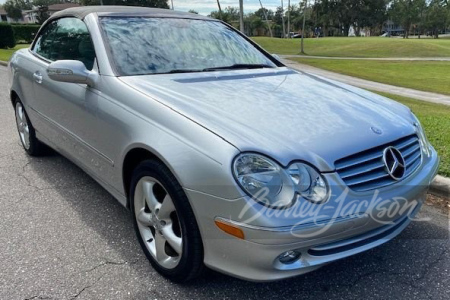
xmin=33 ymin=71 xmax=43 ymax=84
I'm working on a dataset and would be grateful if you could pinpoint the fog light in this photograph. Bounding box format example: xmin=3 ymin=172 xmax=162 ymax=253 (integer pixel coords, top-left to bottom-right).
xmin=278 ymin=250 xmax=301 ymax=264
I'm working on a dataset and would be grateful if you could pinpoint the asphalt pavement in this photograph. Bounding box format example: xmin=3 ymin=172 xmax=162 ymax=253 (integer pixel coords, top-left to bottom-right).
xmin=0 ymin=65 xmax=449 ymax=300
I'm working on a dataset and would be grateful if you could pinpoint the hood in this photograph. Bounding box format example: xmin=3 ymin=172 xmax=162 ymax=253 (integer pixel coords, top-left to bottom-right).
xmin=119 ymin=67 xmax=415 ymax=171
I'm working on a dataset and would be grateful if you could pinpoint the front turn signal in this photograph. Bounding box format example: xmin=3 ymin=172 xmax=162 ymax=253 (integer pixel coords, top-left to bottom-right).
xmin=215 ymin=220 xmax=245 ymax=240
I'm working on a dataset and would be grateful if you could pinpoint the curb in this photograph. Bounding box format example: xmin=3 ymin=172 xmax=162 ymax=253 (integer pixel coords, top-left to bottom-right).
xmin=430 ymin=175 xmax=450 ymax=199
xmin=0 ymin=61 xmax=7 ymax=67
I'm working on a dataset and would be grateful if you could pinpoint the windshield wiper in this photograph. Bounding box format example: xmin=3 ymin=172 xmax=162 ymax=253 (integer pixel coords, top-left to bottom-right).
xmin=166 ymin=69 xmax=205 ymax=74
xmin=163 ymin=64 xmax=274 ymax=74
xmin=203 ymin=64 xmax=275 ymax=71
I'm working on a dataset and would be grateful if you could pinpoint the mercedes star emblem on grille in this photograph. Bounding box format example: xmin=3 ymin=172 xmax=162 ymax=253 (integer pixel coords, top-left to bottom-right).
xmin=383 ymin=146 xmax=406 ymax=180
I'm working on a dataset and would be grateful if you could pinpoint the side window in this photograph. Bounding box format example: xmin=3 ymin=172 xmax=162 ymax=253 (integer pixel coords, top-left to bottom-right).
xmin=34 ymin=18 xmax=96 ymax=71
xmin=33 ymin=21 xmax=58 ymax=60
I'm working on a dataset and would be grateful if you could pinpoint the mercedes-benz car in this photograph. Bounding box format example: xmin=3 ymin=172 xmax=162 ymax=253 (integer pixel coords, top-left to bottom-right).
xmin=8 ymin=6 xmax=439 ymax=282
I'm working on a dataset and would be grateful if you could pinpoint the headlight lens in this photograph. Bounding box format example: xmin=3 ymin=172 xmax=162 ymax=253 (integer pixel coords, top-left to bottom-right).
xmin=233 ymin=154 xmax=294 ymax=208
xmin=288 ymin=163 xmax=328 ymax=203
xmin=411 ymin=113 xmax=431 ymax=157
xmin=233 ymin=153 xmax=328 ymax=208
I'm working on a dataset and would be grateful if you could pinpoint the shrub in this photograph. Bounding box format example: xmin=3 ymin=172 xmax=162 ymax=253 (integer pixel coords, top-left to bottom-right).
xmin=0 ymin=23 xmax=16 ymax=49
xmin=12 ymin=24 xmax=41 ymax=43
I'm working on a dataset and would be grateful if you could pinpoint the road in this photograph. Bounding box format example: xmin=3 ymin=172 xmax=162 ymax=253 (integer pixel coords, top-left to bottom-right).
xmin=0 ymin=65 xmax=449 ymax=300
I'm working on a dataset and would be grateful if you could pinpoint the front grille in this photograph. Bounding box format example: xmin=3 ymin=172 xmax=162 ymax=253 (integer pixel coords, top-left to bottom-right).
xmin=335 ymin=135 xmax=422 ymax=192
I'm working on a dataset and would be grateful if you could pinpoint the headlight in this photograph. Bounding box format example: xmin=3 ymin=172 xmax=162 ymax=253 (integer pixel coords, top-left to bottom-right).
xmin=288 ymin=163 xmax=328 ymax=203
xmin=411 ymin=113 xmax=431 ymax=157
xmin=233 ymin=154 xmax=295 ymax=208
xmin=233 ymin=153 xmax=328 ymax=209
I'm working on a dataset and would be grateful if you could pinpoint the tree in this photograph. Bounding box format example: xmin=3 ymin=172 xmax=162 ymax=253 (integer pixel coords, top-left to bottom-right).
xmin=79 ymin=0 xmax=169 ymax=8
xmin=188 ymin=9 xmax=198 ymax=14
xmin=274 ymin=6 xmax=284 ymax=26
xmin=415 ymin=0 xmax=427 ymax=38
xmin=4 ymin=0 xmax=32 ymax=20
xmin=254 ymin=7 xmax=274 ymax=20
xmin=389 ymin=0 xmax=422 ymax=38
xmin=209 ymin=10 xmax=231 ymax=23
xmin=224 ymin=6 xmax=240 ymax=20
xmin=289 ymin=4 xmax=308 ymax=32
xmin=313 ymin=0 xmax=335 ymax=36
xmin=36 ymin=6 xmax=49 ymax=24
xmin=354 ymin=0 xmax=387 ymax=35
xmin=274 ymin=6 xmax=286 ymax=37
xmin=332 ymin=0 xmax=351 ymax=36
xmin=33 ymin=0 xmax=61 ymax=24
xmin=245 ymin=13 xmax=266 ymax=36
xmin=0 ymin=23 xmax=16 ymax=49
xmin=424 ymin=0 xmax=448 ymax=38
xmin=208 ymin=6 xmax=240 ymax=24
xmin=125 ymin=0 xmax=169 ymax=7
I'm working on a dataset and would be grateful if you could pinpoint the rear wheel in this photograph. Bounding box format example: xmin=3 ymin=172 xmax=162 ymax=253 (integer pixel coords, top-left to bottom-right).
xmin=14 ymin=100 xmax=47 ymax=156
xmin=130 ymin=160 xmax=204 ymax=282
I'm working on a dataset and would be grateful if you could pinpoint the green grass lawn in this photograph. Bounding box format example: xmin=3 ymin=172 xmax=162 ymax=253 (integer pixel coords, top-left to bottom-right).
xmin=291 ymin=58 xmax=450 ymax=95
xmin=376 ymin=92 xmax=450 ymax=177
xmin=252 ymin=37 xmax=450 ymax=58
xmin=0 ymin=44 xmax=29 ymax=62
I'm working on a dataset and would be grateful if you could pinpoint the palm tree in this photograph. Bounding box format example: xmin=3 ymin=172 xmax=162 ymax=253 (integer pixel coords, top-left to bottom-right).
xmin=216 ymin=0 xmax=222 ymax=20
xmin=281 ymin=0 xmax=286 ymax=37
xmin=287 ymin=0 xmax=291 ymax=37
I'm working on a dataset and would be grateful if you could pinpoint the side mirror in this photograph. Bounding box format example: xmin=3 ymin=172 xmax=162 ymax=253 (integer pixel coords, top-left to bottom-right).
xmin=47 ymin=60 xmax=97 ymax=87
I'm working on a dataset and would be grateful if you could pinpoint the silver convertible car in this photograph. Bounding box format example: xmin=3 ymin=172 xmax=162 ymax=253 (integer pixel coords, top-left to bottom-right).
xmin=8 ymin=7 xmax=439 ymax=282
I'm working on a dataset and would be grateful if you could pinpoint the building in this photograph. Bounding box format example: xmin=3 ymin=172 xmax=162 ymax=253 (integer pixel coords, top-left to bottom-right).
xmin=1 ymin=8 xmax=15 ymax=23
xmin=0 ymin=7 xmax=35 ymax=23
xmin=0 ymin=3 xmax=80 ymax=24
xmin=47 ymin=3 xmax=81 ymax=16
xmin=382 ymin=20 xmax=405 ymax=36
xmin=348 ymin=25 xmax=370 ymax=37
xmin=0 ymin=9 xmax=6 ymax=22
xmin=23 ymin=9 xmax=38 ymax=23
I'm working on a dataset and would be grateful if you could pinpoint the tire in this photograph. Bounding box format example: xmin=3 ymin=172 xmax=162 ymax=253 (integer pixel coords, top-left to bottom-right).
xmin=130 ymin=159 xmax=204 ymax=282
xmin=14 ymin=99 xmax=48 ymax=156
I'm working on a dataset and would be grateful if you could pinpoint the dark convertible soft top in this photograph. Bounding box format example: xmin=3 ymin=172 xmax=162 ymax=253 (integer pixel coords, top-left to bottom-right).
xmin=49 ymin=5 xmax=213 ymax=21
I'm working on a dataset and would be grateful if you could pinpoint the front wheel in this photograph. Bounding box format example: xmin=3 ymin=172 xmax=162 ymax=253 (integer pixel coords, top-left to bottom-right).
xmin=130 ymin=160 xmax=204 ymax=282
xmin=14 ymin=100 xmax=47 ymax=156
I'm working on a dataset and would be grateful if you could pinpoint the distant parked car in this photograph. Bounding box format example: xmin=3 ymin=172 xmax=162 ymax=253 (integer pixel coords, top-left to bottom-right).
xmin=286 ymin=31 xmax=296 ymax=38
xmin=8 ymin=6 xmax=439 ymax=283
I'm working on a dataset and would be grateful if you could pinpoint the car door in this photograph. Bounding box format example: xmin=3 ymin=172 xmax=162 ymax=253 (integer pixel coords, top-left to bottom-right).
xmin=16 ymin=20 xmax=58 ymax=132
xmin=30 ymin=17 xmax=109 ymax=176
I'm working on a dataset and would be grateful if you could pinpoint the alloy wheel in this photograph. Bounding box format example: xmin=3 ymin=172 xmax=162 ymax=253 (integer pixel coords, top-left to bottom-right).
xmin=15 ymin=102 xmax=30 ymax=150
xmin=134 ymin=176 xmax=183 ymax=269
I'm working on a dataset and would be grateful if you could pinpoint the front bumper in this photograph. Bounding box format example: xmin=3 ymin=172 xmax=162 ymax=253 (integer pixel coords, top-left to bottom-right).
xmin=186 ymin=147 xmax=439 ymax=281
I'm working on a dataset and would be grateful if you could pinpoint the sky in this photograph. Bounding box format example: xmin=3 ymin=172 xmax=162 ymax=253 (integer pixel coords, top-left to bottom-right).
xmin=0 ymin=0 xmax=283 ymax=15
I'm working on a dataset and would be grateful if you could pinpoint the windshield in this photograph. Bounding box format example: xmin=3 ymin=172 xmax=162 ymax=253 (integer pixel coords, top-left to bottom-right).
xmin=99 ymin=17 xmax=277 ymax=76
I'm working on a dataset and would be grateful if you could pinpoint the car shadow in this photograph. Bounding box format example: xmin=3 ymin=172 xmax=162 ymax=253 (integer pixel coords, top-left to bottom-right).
xmin=26 ymin=151 xmax=449 ymax=299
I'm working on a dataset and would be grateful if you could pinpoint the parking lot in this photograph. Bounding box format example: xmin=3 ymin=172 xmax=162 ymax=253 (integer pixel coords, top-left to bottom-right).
xmin=0 ymin=65 xmax=448 ymax=299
